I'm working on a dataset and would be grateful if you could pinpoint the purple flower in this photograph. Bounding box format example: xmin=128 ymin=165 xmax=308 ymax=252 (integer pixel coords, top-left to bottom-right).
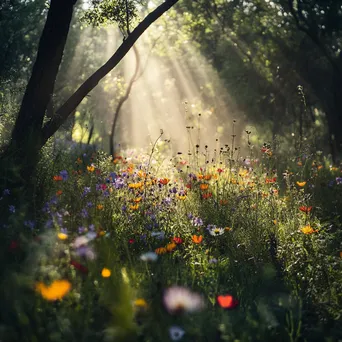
xmin=192 ymin=217 xmax=203 ymax=227
xmin=163 ymin=197 xmax=172 ymax=205
xmin=82 ymin=187 xmax=91 ymax=197
xmin=75 ymin=245 xmax=96 ymax=260
xmin=78 ymin=226 xmax=86 ymax=234
xmin=114 ymin=178 xmax=125 ymax=189
xmin=45 ymin=219 xmax=53 ymax=229
xmin=3 ymin=189 xmax=10 ymax=196
xmin=9 ymin=205 xmax=15 ymax=213
xmin=24 ymin=220 xmax=35 ymax=230
xmin=60 ymin=170 xmax=68 ymax=181
xmin=336 ymin=177 xmax=342 ymax=185
xmin=86 ymin=201 xmax=93 ymax=208
xmin=81 ymin=208 xmax=89 ymax=218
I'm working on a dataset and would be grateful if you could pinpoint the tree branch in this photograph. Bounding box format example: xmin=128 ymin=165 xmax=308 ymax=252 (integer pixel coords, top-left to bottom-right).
xmin=41 ymin=0 xmax=179 ymax=144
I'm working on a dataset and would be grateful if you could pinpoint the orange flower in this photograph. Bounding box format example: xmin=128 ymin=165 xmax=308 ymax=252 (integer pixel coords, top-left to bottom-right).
xmin=56 ymin=190 xmax=63 ymax=196
xmin=202 ymin=193 xmax=212 ymax=199
xmin=53 ymin=175 xmax=63 ymax=181
xmin=299 ymin=206 xmax=312 ymax=214
xmin=265 ymin=177 xmax=277 ymax=184
xmin=199 ymin=183 xmax=209 ymax=190
xmin=35 ymin=280 xmax=71 ymax=301
xmin=97 ymin=204 xmax=104 ymax=210
xmin=296 ymin=181 xmax=306 ymax=187
xmin=192 ymin=235 xmax=203 ymax=244
xmin=166 ymin=242 xmax=177 ymax=252
xmin=155 ymin=247 xmax=167 ymax=255
xmin=203 ymin=175 xmax=212 ymax=180
xmin=219 ymin=199 xmax=228 ymax=205
xmin=133 ymin=197 xmax=142 ymax=203
xmin=159 ymin=178 xmax=170 ymax=185
xmin=101 ymin=268 xmax=111 ymax=278
xmin=129 ymin=204 xmax=139 ymax=210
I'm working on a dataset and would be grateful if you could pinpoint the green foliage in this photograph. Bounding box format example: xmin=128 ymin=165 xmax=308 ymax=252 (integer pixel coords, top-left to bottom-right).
xmin=81 ymin=0 xmax=145 ymax=32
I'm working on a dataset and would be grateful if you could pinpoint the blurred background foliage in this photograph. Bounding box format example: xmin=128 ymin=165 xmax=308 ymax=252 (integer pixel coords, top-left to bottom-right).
xmin=1 ymin=0 xmax=342 ymax=161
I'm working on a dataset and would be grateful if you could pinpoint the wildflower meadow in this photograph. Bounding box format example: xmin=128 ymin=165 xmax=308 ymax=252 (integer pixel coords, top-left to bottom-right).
xmin=0 ymin=132 xmax=341 ymax=342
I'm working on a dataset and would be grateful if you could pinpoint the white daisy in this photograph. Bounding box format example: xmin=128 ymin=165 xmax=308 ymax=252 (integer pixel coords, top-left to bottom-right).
xmin=163 ymin=286 xmax=205 ymax=314
xmin=140 ymin=252 xmax=158 ymax=262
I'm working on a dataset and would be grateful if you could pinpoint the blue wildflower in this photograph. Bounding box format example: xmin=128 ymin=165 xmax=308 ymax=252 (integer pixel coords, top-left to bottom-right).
xmin=60 ymin=170 xmax=68 ymax=181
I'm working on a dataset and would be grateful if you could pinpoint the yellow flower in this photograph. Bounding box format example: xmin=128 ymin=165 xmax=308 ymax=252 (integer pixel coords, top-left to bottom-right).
xmin=35 ymin=280 xmax=71 ymax=301
xmin=134 ymin=298 xmax=148 ymax=308
xmin=296 ymin=181 xmax=306 ymax=187
xmin=301 ymin=225 xmax=317 ymax=235
xmin=128 ymin=182 xmax=143 ymax=189
xmin=129 ymin=204 xmax=139 ymax=210
xmin=101 ymin=268 xmax=111 ymax=278
xmin=87 ymin=165 xmax=95 ymax=172
xmin=57 ymin=233 xmax=68 ymax=240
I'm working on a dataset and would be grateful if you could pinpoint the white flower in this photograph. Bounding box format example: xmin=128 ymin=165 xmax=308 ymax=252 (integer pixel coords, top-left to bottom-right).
xmin=208 ymin=227 xmax=225 ymax=236
xmin=163 ymin=286 xmax=205 ymax=314
xmin=140 ymin=252 xmax=158 ymax=262
xmin=151 ymin=231 xmax=165 ymax=239
xmin=169 ymin=326 xmax=185 ymax=341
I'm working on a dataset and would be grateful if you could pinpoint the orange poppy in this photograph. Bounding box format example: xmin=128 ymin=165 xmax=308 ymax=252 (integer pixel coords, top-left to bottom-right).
xmin=217 ymin=295 xmax=239 ymax=309
xmin=159 ymin=178 xmax=170 ymax=185
xmin=35 ymin=280 xmax=71 ymax=301
xmin=199 ymin=183 xmax=209 ymax=190
xmin=192 ymin=235 xmax=203 ymax=244
xmin=53 ymin=175 xmax=63 ymax=181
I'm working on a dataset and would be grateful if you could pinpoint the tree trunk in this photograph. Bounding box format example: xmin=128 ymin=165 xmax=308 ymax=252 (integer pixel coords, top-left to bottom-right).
xmin=109 ymin=45 xmax=140 ymax=156
xmin=1 ymin=0 xmax=77 ymax=189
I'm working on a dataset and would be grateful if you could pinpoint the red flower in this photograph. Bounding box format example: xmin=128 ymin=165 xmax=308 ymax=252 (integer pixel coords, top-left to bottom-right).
xmin=70 ymin=260 xmax=88 ymax=274
xmin=9 ymin=240 xmax=19 ymax=251
xmin=172 ymin=237 xmax=183 ymax=244
xmin=299 ymin=206 xmax=313 ymax=214
xmin=265 ymin=177 xmax=277 ymax=184
xmin=217 ymin=294 xmax=239 ymax=309
xmin=129 ymin=239 xmax=135 ymax=244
